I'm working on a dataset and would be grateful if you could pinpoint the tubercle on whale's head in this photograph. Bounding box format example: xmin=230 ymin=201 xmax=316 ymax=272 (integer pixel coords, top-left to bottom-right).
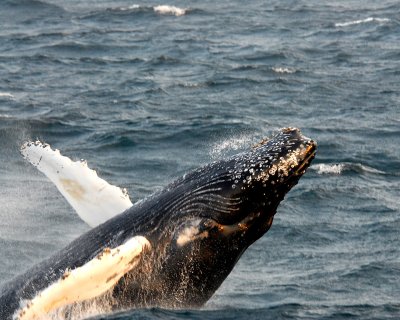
xmin=218 ymin=127 xmax=316 ymax=243
xmin=172 ymin=127 xmax=316 ymax=247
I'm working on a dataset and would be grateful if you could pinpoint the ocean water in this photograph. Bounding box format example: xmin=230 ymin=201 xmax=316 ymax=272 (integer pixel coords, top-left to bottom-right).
xmin=0 ymin=0 xmax=399 ymax=319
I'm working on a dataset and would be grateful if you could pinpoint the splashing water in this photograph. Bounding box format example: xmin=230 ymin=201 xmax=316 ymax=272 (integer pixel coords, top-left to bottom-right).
xmin=209 ymin=135 xmax=254 ymax=160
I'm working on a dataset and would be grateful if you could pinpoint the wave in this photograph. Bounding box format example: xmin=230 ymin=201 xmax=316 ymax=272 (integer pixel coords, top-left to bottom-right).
xmin=117 ymin=4 xmax=140 ymax=11
xmin=3 ymin=0 xmax=62 ymax=9
xmin=335 ymin=17 xmax=390 ymax=28
xmin=311 ymin=163 xmax=344 ymax=175
xmin=153 ymin=5 xmax=187 ymax=16
xmin=0 ymin=92 xmax=14 ymax=99
xmin=272 ymin=67 xmax=296 ymax=74
xmin=311 ymin=163 xmax=385 ymax=175
xmin=82 ymin=4 xmax=188 ymax=19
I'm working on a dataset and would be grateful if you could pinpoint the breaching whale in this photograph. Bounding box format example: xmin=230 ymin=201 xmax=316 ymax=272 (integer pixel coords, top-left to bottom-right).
xmin=0 ymin=128 xmax=316 ymax=320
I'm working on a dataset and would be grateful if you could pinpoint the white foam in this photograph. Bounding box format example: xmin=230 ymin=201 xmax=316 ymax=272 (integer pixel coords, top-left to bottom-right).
xmin=311 ymin=163 xmax=385 ymax=175
xmin=312 ymin=163 xmax=344 ymax=175
xmin=272 ymin=67 xmax=296 ymax=74
xmin=119 ymin=4 xmax=140 ymax=11
xmin=153 ymin=5 xmax=186 ymax=16
xmin=20 ymin=141 xmax=133 ymax=227
xmin=0 ymin=92 xmax=14 ymax=99
xmin=335 ymin=17 xmax=390 ymax=27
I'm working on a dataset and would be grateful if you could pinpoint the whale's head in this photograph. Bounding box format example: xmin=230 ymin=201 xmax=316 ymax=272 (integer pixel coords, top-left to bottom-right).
xmin=169 ymin=127 xmax=316 ymax=243
xmin=208 ymin=127 xmax=316 ymax=244
xmin=140 ymin=127 xmax=317 ymax=307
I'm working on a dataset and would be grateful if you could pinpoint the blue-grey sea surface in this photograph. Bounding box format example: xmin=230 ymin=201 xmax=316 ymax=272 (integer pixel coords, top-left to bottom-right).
xmin=1 ymin=0 xmax=399 ymax=319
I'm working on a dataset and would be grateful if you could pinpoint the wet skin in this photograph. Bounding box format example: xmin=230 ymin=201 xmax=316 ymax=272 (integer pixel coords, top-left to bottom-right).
xmin=0 ymin=128 xmax=316 ymax=318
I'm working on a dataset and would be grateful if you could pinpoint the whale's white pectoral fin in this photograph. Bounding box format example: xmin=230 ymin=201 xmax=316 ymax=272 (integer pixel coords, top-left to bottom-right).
xmin=15 ymin=236 xmax=151 ymax=320
xmin=20 ymin=141 xmax=133 ymax=227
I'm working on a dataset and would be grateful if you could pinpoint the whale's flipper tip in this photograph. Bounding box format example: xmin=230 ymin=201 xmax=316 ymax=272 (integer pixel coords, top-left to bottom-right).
xmin=20 ymin=140 xmax=133 ymax=227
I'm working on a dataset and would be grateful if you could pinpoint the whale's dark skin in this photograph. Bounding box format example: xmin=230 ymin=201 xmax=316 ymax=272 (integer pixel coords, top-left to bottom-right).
xmin=0 ymin=128 xmax=316 ymax=319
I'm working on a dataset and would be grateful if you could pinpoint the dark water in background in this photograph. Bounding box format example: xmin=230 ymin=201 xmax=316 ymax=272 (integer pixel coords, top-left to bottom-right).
xmin=1 ymin=0 xmax=399 ymax=319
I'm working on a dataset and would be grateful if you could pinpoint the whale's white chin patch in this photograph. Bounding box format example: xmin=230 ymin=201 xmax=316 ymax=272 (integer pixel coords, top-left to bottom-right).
xmin=14 ymin=236 xmax=151 ymax=320
xmin=20 ymin=141 xmax=133 ymax=227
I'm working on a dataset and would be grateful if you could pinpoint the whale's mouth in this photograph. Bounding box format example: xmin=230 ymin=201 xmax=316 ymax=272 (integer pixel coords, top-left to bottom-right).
xmin=216 ymin=136 xmax=317 ymax=235
xmin=214 ymin=210 xmax=269 ymax=236
xmin=294 ymin=141 xmax=317 ymax=176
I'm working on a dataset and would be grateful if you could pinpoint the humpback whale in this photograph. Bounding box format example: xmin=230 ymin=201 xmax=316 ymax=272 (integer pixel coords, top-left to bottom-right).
xmin=0 ymin=128 xmax=316 ymax=320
